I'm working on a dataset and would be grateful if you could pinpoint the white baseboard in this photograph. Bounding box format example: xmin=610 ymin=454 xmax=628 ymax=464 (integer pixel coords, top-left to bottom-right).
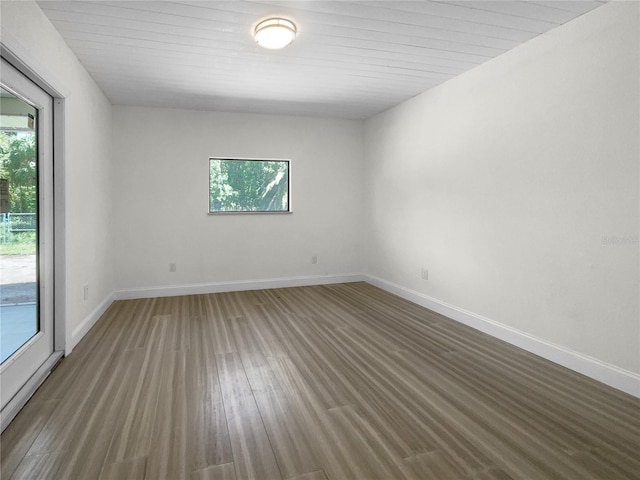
xmin=68 ymin=292 xmax=115 ymax=355
xmin=365 ymin=275 xmax=640 ymax=399
xmin=113 ymin=273 xmax=366 ymax=300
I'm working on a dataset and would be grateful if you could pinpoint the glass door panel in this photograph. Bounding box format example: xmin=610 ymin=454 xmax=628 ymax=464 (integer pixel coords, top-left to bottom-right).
xmin=0 ymin=89 xmax=39 ymax=363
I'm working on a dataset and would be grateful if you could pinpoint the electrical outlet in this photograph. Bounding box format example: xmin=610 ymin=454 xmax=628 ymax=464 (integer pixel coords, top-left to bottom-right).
xmin=421 ymin=268 xmax=428 ymax=280
xmin=83 ymin=284 xmax=89 ymax=301
xmin=312 ymin=255 xmax=318 ymax=264
xmin=169 ymin=262 xmax=176 ymax=272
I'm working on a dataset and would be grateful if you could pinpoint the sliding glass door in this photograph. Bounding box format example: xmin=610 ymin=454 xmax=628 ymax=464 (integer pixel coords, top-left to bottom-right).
xmin=0 ymin=58 xmax=54 ymax=423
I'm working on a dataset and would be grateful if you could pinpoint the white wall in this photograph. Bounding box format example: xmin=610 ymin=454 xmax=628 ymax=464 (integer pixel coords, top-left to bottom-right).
xmin=364 ymin=2 xmax=639 ymax=376
xmin=1 ymin=1 xmax=115 ymax=350
xmin=112 ymin=106 xmax=363 ymax=292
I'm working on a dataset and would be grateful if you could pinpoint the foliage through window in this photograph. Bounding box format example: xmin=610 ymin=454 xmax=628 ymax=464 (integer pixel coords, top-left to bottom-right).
xmin=209 ymin=158 xmax=290 ymax=213
xmin=0 ymin=131 xmax=37 ymax=213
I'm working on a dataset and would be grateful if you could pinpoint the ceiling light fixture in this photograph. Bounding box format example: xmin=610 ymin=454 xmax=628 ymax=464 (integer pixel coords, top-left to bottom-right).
xmin=254 ymin=18 xmax=296 ymax=50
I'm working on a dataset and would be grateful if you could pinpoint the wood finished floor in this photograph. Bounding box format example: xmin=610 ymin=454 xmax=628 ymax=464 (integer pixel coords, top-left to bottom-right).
xmin=2 ymin=282 xmax=639 ymax=480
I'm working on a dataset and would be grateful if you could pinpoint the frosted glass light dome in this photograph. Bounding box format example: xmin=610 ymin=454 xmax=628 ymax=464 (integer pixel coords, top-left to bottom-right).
xmin=254 ymin=18 xmax=296 ymax=50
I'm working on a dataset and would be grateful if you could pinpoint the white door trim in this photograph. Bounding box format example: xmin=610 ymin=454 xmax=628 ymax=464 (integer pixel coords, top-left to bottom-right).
xmin=1 ymin=42 xmax=66 ymax=356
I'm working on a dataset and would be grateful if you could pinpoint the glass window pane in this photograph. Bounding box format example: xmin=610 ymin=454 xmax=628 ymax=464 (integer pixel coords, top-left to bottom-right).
xmin=209 ymin=158 xmax=290 ymax=213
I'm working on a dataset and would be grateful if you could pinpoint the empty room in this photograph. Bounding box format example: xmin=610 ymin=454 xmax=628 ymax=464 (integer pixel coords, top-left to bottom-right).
xmin=0 ymin=1 xmax=638 ymax=479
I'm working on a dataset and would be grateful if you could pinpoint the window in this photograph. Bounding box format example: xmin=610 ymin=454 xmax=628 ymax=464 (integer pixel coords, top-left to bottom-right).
xmin=209 ymin=158 xmax=290 ymax=213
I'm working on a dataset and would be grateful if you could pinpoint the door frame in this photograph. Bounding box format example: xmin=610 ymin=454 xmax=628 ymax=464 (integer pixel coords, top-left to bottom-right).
xmin=0 ymin=43 xmax=66 ymax=432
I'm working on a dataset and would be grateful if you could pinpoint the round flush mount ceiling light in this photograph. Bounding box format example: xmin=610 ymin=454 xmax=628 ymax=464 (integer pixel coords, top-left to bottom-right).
xmin=254 ymin=18 xmax=296 ymax=49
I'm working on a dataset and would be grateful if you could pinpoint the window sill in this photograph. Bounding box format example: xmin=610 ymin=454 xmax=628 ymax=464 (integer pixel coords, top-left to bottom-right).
xmin=207 ymin=211 xmax=293 ymax=216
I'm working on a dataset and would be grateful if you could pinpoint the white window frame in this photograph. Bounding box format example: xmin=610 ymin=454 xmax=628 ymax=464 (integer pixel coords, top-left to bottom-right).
xmin=208 ymin=157 xmax=292 ymax=215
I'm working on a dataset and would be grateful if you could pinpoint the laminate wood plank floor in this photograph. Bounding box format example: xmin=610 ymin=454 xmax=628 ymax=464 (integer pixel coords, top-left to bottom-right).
xmin=2 ymin=282 xmax=639 ymax=479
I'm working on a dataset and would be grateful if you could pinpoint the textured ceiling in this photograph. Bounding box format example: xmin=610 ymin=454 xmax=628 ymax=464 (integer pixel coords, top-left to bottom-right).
xmin=37 ymin=1 xmax=606 ymax=119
